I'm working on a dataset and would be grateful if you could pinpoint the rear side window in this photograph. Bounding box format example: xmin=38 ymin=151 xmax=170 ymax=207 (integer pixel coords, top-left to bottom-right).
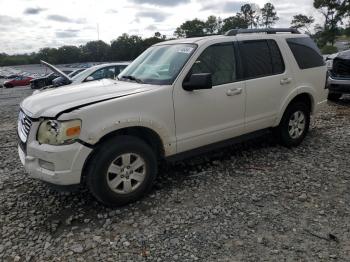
xmin=286 ymin=37 xmax=324 ymax=69
xmin=239 ymin=39 xmax=285 ymax=79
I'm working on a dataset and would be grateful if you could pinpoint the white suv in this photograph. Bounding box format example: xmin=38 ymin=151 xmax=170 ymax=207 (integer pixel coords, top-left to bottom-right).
xmin=18 ymin=28 xmax=328 ymax=206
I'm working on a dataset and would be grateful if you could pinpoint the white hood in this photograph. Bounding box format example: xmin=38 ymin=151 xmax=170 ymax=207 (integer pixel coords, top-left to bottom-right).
xmin=21 ymin=79 xmax=154 ymax=118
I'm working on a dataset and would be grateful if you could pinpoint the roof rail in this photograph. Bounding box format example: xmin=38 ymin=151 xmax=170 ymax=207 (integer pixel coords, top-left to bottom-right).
xmin=225 ymin=28 xmax=300 ymax=36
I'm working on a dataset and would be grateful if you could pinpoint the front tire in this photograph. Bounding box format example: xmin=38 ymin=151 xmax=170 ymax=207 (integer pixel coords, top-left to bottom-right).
xmin=276 ymin=102 xmax=310 ymax=147
xmin=86 ymin=135 xmax=157 ymax=207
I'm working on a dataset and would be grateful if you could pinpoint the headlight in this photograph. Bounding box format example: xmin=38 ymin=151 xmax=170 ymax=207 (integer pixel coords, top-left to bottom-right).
xmin=37 ymin=119 xmax=81 ymax=145
xmin=326 ymin=59 xmax=333 ymax=70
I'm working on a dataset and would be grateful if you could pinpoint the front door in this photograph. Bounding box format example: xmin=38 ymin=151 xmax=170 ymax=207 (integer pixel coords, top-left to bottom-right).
xmin=173 ymin=42 xmax=246 ymax=153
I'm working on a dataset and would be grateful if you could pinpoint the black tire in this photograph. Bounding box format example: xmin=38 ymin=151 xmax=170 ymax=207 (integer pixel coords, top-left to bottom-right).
xmin=85 ymin=135 xmax=157 ymax=207
xmin=327 ymin=93 xmax=342 ymax=101
xmin=4 ymin=83 xmax=13 ymax=88
xmin=276 ymin=102 xmax=310 ymax=147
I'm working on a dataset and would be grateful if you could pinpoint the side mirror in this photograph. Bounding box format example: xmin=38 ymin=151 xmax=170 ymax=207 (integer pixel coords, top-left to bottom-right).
xmin=85 ymin=76 xmax=94 ymax=82
xmin=183 ymin=73 xmax=212 ymax=91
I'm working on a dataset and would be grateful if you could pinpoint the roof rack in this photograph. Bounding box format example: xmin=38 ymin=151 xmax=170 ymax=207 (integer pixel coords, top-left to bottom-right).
xmin=225 ymin=28 xmax=300 ymax=36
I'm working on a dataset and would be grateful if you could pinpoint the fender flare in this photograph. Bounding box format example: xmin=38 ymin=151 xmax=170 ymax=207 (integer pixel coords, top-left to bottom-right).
xmin=274 ymin=86 xmax=316 ymax=126
xmin=81 ymin=117 xmax=176 ymax=156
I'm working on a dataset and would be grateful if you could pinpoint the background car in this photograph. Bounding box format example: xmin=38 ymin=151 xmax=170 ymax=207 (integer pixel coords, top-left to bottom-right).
xmin=39 ymin=60 xmax=131 ymax=89
xmin=4 ymin=76 xmax=33 ymax=88
xmin=326 ymin=49 xmax=350 ymax=100
xmin=30 ymin=72 xmax=60 ymax=89
xmin=5 ymin=74 xmax=20 ymax=79
xmin=52 ymin=68 xmax=86 ymax=87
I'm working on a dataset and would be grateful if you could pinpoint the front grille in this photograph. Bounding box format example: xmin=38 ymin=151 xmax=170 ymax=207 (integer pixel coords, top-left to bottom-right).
xmin=332 ymin=58 xmax=350 ymax=78
xmin=18 ymin=111 xmax=32 ymax=144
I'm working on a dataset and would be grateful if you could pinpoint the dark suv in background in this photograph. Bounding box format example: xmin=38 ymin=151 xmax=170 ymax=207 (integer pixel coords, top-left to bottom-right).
xmin=327 ymin=50 xmax=350 ymax=101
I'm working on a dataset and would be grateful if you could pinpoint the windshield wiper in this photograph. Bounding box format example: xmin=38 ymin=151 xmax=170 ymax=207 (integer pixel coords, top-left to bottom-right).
xmin=121 ymin=75 xmax=144 ymax=84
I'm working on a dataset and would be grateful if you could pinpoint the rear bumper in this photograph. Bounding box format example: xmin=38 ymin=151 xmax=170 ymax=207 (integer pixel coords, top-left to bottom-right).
xmin=18 ymin=141 xmax=92 ymax=185
xmin=328 ymin=76 xmax=350 ymax=94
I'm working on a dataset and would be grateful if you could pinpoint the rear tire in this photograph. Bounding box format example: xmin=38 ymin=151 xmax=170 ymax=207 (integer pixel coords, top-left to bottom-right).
xmin=86 ymin=135 xmax=157 ymax=207
xmin=276 ymin=102 xmax=310 ymax=147
xmin=327 ymin=93 xmax=342 ymax=101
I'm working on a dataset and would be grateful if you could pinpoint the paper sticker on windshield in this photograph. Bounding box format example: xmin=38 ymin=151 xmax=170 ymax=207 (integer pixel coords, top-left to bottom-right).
xmin=177 ymin=47 xmax=194 ymax=54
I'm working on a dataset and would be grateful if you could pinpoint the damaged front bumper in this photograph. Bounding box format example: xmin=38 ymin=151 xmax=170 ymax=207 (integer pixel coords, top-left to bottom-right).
xmin=18 ymin=140 xmax=92 ymax=186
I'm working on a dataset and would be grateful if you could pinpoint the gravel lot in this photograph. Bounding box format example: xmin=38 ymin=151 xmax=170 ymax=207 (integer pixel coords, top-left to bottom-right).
xmin=0 ymin=87 xmax=349 ymax=261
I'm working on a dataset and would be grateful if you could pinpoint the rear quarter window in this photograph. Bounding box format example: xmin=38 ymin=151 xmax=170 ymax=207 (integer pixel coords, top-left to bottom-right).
xmin=286 ymin=37 xmax=324 ymax=69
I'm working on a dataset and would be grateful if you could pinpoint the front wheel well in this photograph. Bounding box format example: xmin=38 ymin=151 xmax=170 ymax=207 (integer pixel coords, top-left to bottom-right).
xmin=80 ymin=126 xmax=165 ymax=185
xmin=95 ymin=126 xmax=165 ymax=159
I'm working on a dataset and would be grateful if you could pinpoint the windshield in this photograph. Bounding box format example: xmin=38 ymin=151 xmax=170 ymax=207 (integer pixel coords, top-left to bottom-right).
xmin=69 ymin=69 xmax=86 ymax=78
xmin=119 ymin=44 xmax=196 ymax=85
xmin=71 ymin=68 xmax=92 ymax=80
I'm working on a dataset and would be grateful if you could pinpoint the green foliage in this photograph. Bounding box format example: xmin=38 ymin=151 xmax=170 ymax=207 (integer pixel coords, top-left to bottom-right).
xmin=2 ymin=1 xmax=349 ymax=67
xmin=241 ymin=4 xmax=259 ymax=28
xmin=0 ymin=33 xmax=166 ymax=66
xmin=261 ymin=3 xmax=279 ymax=28
xmin=313 ymin=0 xmax=346 ymax=45
xmin=321 ymin=44 xmax=338 ymax=54
xmin=205 ymin=16 xmax=221 ymax=34
xmin=174 ymin=19 xmax=207 ymax=37
xmin=221 ymin=14 xmax=248 ymax=32
xmin=291 ymin=14 xmax=315 ymax=33
xmin=345 ymin=27 xmax=350 ymax=36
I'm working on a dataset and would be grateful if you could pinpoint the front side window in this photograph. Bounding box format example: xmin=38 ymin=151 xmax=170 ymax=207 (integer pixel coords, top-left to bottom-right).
xmin=190 ymin=43 xmax=236 ymax=86
xmin=119 ymin=44 xmax=196 ymax=85
xmin=286 ymin=37 xmax=324 ymax=69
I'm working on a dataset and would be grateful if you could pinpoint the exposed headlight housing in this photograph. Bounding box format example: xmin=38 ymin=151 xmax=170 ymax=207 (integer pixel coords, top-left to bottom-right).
xmin=37 ymin=119 xmax=81 ymax=145
xmin=326 ymin=59 xmax=333 ymax=70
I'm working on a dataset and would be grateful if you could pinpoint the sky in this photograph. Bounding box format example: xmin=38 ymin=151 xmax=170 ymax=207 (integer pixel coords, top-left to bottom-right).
xmin=0 ymin=0 xmax=323 ymax=54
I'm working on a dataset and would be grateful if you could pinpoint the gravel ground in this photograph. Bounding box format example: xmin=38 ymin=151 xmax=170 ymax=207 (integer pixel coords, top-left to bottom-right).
xmin=0 ymin=87 xmax=349 ymax=261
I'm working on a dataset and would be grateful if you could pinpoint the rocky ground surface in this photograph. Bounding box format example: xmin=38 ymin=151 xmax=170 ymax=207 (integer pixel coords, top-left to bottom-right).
xmin=0 ymin=87 xmax=349 ymax=262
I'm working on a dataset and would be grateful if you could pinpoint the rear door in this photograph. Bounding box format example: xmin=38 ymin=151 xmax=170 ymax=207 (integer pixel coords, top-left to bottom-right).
xmin=239 ymin=39 xmax=294 ymax=133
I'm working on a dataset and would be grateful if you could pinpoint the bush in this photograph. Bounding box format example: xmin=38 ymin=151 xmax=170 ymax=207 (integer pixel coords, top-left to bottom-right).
xmin=321 ymin=45 xmax=338 ymax=55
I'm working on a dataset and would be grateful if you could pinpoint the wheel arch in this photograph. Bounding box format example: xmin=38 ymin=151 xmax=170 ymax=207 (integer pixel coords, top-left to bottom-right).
xmin=275 ymin=90 xmax=315 ymax=126
xmin=80 ymin=125 xmax=167 ymax=185
xmin=95 ymin=126 xmax=166 ymax=159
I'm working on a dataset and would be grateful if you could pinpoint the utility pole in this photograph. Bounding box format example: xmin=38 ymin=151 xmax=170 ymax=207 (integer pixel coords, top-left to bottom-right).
xmin=97 ymin=23 xmax=100 ymax=41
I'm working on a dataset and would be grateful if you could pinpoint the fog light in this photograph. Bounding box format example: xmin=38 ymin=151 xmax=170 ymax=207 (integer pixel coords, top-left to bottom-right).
xmin=39 ymin=159 xmax=54 ymax=171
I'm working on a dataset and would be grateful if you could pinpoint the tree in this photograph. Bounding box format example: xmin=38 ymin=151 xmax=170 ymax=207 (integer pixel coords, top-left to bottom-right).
xmin=36 ymin=47 xmax=59 ymax=64
xmin=291 ymin=14 xmax=315 ymax=34
xmin=205 ymin=16 xmax=220 ymax=34
xmin=80 ymin=40 xmax=110 ymax=62
xmin=174 ymin=19 xmax=206 ymax=38
xmin=313 ymin=0 xmax=346 ymax=46
xmin=221 ymin=13 xmax=248 ymax=33
xmin=56 ymin=46 xmax=81 ymax=64
xmin=261 ymin=3 xmax=279 ymax=28
xmin=110 ymin=34 xmax=143 ymax=61
xmin=241 ymin=4 xmax=259 ymax=28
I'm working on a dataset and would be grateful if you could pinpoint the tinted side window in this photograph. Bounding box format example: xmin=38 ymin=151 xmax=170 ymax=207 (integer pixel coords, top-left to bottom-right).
xmin=268 ymin=40 xmax=285 ymax=74
xmin=191 ymin=43 xmax=236 ymax=86
xmin=286 ymin=37 xmax=324 ymax=69
xmin=239 ymin=40 xmax=273 ymax=79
